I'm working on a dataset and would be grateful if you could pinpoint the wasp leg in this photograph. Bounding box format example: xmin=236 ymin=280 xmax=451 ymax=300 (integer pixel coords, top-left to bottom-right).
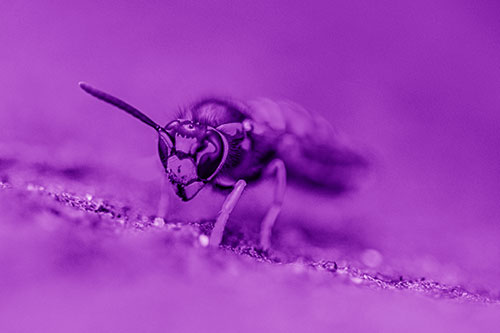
xmin=260 ymin=159 xmax=287 ymax=249
xmin=156 ymin=174 xmax=171 ymax=218
xmin=210 ymin=179 xmax=247 ymax=247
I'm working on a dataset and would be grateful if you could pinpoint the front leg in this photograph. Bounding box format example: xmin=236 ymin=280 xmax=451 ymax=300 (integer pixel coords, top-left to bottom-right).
xmin=209 ymin=179 xmax=247 ymax=247
xmin=156 ymin=174 xmax=171 ymax=219
xmin=260 ymin=159 xmax=286 ymax=249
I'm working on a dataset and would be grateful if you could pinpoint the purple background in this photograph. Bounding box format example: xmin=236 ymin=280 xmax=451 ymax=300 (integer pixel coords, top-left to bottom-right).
xmin=1 ymin=0 xmax=500 ymax=331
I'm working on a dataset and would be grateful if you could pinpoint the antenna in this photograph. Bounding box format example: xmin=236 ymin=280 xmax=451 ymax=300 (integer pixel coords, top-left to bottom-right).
xmin=79 ymin=82 xmax=162 ymax=132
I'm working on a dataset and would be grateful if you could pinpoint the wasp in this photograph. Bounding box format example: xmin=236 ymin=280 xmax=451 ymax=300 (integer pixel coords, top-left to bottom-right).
xmin=79 ymin=82 xmax=367 ymax=249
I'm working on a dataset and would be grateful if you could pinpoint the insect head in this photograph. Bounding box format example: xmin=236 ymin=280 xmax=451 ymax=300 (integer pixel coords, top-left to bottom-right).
xmin=79 ymin=82 xmax=229 ymax=201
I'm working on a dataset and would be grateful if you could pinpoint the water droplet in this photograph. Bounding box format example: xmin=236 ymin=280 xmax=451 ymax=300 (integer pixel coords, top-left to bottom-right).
xmin=361 ymin=249 xmax=383 ymax=268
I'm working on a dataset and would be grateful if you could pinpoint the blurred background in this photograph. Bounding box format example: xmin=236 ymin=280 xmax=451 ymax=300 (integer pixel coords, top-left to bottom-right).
xmin=1 ymin=0 xmax=499 ymax=296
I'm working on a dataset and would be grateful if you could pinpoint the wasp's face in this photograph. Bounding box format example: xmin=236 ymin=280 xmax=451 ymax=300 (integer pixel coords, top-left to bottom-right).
xmin=158 ymin=120 xmax=228 ymax=201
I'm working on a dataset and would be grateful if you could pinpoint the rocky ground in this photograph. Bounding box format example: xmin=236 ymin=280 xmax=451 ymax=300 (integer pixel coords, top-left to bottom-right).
xmin=0 ymin=143 xmax=499 ymax=333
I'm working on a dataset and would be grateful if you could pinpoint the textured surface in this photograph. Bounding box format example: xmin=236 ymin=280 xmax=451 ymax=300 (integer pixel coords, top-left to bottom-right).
xmin=0 ymin=147 xmax=499 ymax=332
xmin=2 ymin=1 xmax=500 ymax=331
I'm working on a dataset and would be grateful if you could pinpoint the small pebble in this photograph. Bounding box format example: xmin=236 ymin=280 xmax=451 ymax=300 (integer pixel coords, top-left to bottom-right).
xmin=290 ymin=262 xmax=305 ymax=274
xmin=198 ymin=234 xmax=209 ymax=247
xmin=153 ymin=217 xmax=165 ymax=227
xmin=350 ymin=277 xmax=363 ymax=284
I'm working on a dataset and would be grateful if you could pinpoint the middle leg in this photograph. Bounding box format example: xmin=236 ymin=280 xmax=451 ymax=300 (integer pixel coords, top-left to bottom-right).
xmin=259 ymin=159 xmax=287 ymax=249
xmin=209 ymin=179 xmax=247 ymax=247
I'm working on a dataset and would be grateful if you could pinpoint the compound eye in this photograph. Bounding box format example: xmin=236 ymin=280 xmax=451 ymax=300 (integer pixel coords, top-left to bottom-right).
xmin=196 ymin=130 xmax=227 ymax=180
